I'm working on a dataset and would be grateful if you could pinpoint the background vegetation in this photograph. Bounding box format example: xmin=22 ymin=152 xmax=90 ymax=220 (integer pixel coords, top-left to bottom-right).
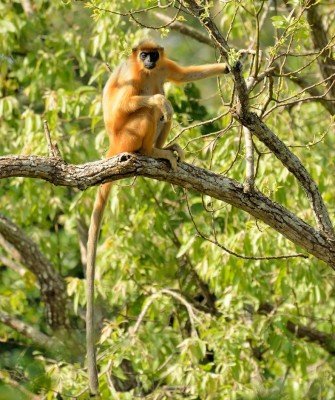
xmin=0 ymin=0 xmax=335 ymax=398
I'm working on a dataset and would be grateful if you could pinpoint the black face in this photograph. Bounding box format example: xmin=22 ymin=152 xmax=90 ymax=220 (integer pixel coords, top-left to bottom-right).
xmin=139 ymin=50 xmax=160 ymax=70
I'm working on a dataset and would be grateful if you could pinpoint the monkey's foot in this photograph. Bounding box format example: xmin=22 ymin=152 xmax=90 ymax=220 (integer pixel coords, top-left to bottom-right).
xmin=165 ymin=143 xmax=185 ymax=162
xmin=151 ymin=147 xmax=178 ymax=171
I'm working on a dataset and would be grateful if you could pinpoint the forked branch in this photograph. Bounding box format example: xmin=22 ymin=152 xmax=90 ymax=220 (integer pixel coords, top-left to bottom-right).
xmin=182 ymin=0 xmax=334 ymax=239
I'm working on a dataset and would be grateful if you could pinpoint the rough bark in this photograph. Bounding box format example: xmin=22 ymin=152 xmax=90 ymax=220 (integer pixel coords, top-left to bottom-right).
xmin=1 ymin=154 xmax=335 ymax=268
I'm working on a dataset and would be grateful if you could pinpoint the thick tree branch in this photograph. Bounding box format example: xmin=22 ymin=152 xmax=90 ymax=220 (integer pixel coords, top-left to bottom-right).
xmin=1 ymin=154 xmax=335 ymax=268
xmin=0 ymin=212 xmax=69 ymax=330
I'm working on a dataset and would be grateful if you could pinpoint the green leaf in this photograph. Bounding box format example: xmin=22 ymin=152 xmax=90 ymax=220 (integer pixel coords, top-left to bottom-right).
xmin=177 ymin=236 xmax=195 ymax=258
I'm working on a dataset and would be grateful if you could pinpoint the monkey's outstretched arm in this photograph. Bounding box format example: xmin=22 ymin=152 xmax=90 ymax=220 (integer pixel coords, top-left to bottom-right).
xmin=166 ymin=59 xmax=229 ymax=83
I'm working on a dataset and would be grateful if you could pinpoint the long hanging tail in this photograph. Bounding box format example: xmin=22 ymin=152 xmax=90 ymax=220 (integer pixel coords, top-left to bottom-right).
xmin=86 ymin=182 xmax=112 ymax=396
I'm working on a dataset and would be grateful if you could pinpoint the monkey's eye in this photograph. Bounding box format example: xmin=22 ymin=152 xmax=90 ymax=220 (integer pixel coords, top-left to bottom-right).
xmin=150 ymin=51 xmax=159 ymax=62
xmin=139 ymin=52 xmax=147 ymax=60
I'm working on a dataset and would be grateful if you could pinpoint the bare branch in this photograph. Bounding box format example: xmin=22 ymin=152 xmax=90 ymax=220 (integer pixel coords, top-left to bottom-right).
xmin=266 ymin=72 xmax=335 ymax=116
xmin=185 ymin=190 xmax=307 ymax=261
xmin=154 ymin=11 xmax=256 ymax=57
xmin=131 ymin=289 xmax=200 ymax=337
xmin=233 ymin=110 xmax=334 ymax=238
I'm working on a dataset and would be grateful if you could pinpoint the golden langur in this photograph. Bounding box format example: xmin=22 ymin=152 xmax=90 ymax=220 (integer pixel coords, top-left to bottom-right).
xmin=86 ymin=39 xmax=230 ymax=395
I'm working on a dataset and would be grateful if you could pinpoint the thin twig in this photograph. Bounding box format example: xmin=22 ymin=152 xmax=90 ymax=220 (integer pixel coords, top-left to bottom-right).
xmin=167 ymin=111 xmax=230 ymax=146
xmin=185 ymin=190 xmax=308 ymax=261
xmin=104 ymin=62 xmax=113 ymax=73
xmin=131 ymin=289 xmax=200 ymax=337
xmin=43 ymin=120 xmax=62 ymax=158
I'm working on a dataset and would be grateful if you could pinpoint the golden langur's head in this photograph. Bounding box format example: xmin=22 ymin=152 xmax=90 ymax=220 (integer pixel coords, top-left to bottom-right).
xmin=132 ymin=39 xmax=164 ymax=71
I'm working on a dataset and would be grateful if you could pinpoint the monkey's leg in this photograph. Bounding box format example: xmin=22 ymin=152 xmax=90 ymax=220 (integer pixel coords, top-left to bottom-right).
xmin=155 ymin=119 xmax=185 ymax=162
xmin=136 ymin=109 xmax=178 ymax=170
xmin=155 ymin=119 xmax=172 ymax=148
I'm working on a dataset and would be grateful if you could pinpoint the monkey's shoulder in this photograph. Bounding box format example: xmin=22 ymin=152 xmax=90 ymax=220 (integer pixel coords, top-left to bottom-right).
xmin=112 ymin=60 xmax=132 ymax=80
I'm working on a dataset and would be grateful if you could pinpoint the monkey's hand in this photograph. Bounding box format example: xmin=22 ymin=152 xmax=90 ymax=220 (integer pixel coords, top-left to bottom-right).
xmin=220 ymin=63 xmax=230 ymax=74
xmin=232 ymin=60 xmax=242 ymax=73
xmin=153 ymin=94 xmax=173 ymax=122
xmin=165 ymin=143 xmax=185 ymax=162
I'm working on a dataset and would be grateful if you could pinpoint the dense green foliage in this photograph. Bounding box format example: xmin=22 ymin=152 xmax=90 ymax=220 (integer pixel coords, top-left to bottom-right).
xmin=0 ymin=0 xmax=335 ymax=399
